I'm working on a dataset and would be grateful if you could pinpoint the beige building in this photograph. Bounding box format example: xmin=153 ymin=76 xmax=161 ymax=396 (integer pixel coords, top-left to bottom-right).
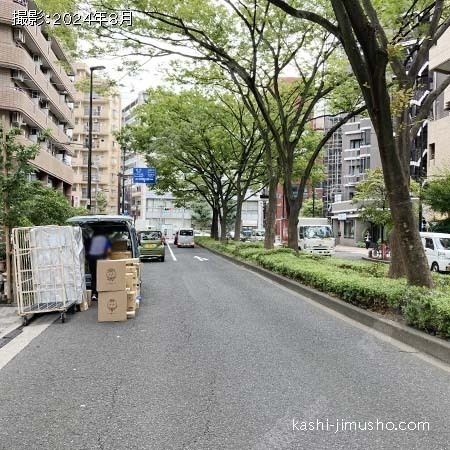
xmin=71 ymin=63 xmax=122 ymax=214
xmin=0 ymin=0 xmax=76 ymax=198
xmin=428 ymin=28 xmax=450 ymax=178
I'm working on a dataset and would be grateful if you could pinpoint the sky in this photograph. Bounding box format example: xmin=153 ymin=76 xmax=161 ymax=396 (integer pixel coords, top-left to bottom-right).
xmin=84 ymin=54 xmax=176 ymax=108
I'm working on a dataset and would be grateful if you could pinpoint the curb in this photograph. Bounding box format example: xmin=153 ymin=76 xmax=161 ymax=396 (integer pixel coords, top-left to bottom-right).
xmin=200 ymin=244 xmax=450 ymax=365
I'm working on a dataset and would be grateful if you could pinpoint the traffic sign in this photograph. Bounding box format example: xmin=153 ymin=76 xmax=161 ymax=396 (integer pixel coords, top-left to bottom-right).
xmin=133 ymin=167 xmax=156 ymax=184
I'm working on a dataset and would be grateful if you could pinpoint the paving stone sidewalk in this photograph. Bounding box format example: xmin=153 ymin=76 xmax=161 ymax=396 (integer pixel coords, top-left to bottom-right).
xmin=0 ymin=305 xmax=21 ymax=339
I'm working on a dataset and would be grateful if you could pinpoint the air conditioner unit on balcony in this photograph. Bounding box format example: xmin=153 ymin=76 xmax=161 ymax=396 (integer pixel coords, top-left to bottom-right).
xmin=32 ymin=54 xmax=42 ymax=65
xmin=11 ymin=112 xmax=24 ymax=127
xmin=11 ymin=69 xmax=24 ymax=82
xmin=29 ymin=128 xmax=39 ymax=142
xmin=93 ymin=118 xmax=99 ymax=123
xmin=31 ymin=90 xmax=40 ymax=103
xmin=13 ymin=29 xmax=25 ymax=44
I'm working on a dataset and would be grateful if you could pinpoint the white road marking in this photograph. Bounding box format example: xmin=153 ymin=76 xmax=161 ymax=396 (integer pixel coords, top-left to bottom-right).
xmin=0 ymin=314 xmax=56 ymax=371
xmin=166 ymin=243 xmax=177 ymax=262
xmin=194 ymin=256 xmax=209 ymax=261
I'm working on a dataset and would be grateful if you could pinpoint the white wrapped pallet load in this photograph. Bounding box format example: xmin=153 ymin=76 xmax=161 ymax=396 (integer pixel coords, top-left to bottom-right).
xmin=13 ymin=225 xmax=86 ymax=321
xmin=28 ymin=226 xmax=85 ymax=305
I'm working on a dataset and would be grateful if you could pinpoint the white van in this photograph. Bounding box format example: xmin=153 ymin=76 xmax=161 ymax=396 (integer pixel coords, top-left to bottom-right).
xmin=298 ymin=218 xmax=335 ymax=255
xmin=420 ymin=232 xmax=450 ymax=273
xmin=177 ymin=228 xmax=195 ymax=248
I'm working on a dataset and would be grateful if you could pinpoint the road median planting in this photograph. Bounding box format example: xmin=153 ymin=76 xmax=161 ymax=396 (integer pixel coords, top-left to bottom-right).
xmin=197 ymin=238 xmax=450 ymax=341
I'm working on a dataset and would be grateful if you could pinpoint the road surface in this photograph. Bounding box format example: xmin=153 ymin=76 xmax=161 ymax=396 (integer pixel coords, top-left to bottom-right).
xmin=0 ymin=245 xmax=448 ymax=449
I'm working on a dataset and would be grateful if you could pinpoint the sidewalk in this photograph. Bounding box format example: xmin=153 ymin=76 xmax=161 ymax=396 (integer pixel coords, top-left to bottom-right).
xmin=335 ymin=245 xmax=369 ymax=255
xmin=0 ymin=305 xmax=21 ymax=339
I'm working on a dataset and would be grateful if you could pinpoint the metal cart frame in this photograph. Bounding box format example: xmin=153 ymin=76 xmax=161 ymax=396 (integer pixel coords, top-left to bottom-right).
xmin=12 ymin=227 xmax=81 ymax=325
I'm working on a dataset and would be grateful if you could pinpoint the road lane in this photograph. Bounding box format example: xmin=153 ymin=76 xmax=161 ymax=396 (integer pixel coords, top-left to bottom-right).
xmin=0 ymin=246 xmax=448 ymax=449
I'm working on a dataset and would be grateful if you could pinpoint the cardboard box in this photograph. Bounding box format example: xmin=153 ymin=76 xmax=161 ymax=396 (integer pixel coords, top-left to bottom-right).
xmin=97 ymin=260 xmax=126 ymax=292
xmin=86 ymin=289 xmax=92 ymax=307
xmin=127 ymin=310 xmax=136 ymax=320
xmin=111 ymin=240 xmax=128 ymax=252
xmin=80 ymin=301 xmax=89 ymax=312
xmin=98 ymin=291 xmax=127 ymax=322
xmin=110 ymin=251 xmax=132 ymax=260
xmin=125 ymin=273 xmax=135 ymax=290
xmin=127 ymin=291 xmax=136 ymax=310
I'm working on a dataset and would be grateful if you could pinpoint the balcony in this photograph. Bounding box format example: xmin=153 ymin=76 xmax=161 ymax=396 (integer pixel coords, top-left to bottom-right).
xmin=0 ymin=0 xmax=76 ymax=99
xmin=16 ymin=136 xmax=74 ymax=184
xmin=430 ymin=28 xmax=450 ymax=74
xmin=0 ymin=45 xmax=74 ymax=125
xmin=1 ymin=89 xmax=73 ymax=154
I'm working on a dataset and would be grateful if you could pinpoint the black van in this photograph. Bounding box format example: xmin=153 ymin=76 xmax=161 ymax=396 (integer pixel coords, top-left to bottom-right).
xmin=67 ymin=215 xmax=140 ymax=289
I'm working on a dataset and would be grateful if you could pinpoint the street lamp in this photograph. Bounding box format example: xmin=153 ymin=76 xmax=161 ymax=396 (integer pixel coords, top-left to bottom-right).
xmin=87 ymin=65 xmax=105 ymax=212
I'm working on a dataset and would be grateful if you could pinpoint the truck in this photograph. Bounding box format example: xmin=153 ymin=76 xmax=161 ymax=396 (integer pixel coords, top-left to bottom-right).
xmin=298 ymin=218 xmax=335 ymax=255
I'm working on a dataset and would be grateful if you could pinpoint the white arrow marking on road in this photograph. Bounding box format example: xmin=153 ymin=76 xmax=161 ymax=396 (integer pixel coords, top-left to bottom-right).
xmin=166 ymin=243 xmax=177 ymax=262
xmin=194 ymin=256 xmax=209 ymax=262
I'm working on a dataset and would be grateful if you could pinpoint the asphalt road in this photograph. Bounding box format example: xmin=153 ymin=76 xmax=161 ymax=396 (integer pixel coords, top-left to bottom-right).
xmin=0 ymin=245 xmax=449 ymax=450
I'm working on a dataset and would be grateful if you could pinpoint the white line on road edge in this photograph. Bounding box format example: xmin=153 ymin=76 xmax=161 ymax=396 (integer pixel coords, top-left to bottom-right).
xmin=166 ymin=243 xmax=177 ymax=262
xmin=0 ymin=314 xmax=56 ymax=371
xmin=194 ymin=256 xmax=209 ymax=261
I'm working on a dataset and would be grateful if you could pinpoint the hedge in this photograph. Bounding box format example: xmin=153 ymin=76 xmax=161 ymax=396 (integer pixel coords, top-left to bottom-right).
xmin=197 ymin=237 xmax=450 ymax=339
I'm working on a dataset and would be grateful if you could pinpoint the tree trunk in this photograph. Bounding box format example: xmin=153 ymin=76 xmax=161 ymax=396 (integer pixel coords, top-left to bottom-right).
xmin=4 ymin=225 xmax=12 ymax=303
xmin=264 ymin=174 xmax=277 ymax=249
xmin=211 ymin=207 xmax=219 ymax=240
xmin=220 ymin=206 xmax=228 ymax=241
xmin=287 ymin=201 xmax=301 ymax=250
xmin=388 ymin=227 xmax=407 ymax=278
xmin=234 ymin=193 xmax=243 ymax=242
xmin=372 ymin=106 xmax=432 ymax=287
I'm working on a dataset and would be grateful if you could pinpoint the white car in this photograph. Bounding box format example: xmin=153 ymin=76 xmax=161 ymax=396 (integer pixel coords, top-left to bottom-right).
xmin=420 ymin=232 xmax=450 ymax=273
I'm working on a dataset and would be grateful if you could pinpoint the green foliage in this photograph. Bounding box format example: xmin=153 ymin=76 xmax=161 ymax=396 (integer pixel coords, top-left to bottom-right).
xmin=198 ymin=237 xmax=450 ymax=338
xmin=95 ymin=191 xmax=108 ymax=214
xmin=429 ymin=218 xmax=450 ymax=234
xmin=0 ymin=124 xmax=40 ymax=228
xmin=300 ymin=198 xmax=324 ymax=217
xmin=352 ymin=168 xmax=391 ymax=227
xmin=190 ymin=202 xmax=212 ymax=229
xmin=422 ymin=172 xmax=450 ymax=217
xmin=12 ymin=181 xmax=81 ymax=227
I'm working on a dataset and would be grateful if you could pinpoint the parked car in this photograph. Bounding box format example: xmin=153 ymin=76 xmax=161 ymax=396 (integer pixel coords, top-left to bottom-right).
xmin=177 ymin=228 xmax=195 ymax=248
xmin=420 ymin=232 xmax=450 ymax=273
xmin=251 ymin=229 xmax=265 ymax=242
xmin=67 ymin=215 xmax=140 ymax=289
xmin=138 ymin=230 xmax=165 ymax=262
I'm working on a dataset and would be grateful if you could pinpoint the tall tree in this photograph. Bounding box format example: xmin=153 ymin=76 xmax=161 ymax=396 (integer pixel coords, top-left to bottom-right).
xmin=76 ymin=0 xmax=364 ymax=249
xmin=0 ymin=125 xmax=39 ymax=302
xmin=269 ymin=0 xmax=450 ymax=286
xmin=117 ymin=88 xmax=264 ymax=240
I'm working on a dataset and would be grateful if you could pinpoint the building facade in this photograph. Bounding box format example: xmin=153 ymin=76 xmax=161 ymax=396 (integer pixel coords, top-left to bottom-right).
xmin=428 ymin=28 xmax=450 ymax=179
xmin=0 ymin=0 xmax=76 ymax=199
xmin=121 ymin=91 xmax=149 ymax=223
xmin=71 ymin=63 xmax=122 ymax=213
xmin=329 ymin=118 xmax=382 ymax=246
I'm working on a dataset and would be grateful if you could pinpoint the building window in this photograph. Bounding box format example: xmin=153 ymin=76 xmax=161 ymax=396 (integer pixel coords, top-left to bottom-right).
xmin=344 ymin=220 xmax=354 ymax=238
xmin=429 ymin=143 xmax=435 ymax=160
xmin=361 ymin=130 xmax=371 ymax=145
xmin=350 ymin=139 xmax=361 ymax=149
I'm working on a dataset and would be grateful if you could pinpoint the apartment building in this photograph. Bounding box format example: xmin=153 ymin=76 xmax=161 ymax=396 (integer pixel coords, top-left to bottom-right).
xmin=428 ymin=28 xmax=450 ymax=178
xmin=121 ymin=91 xmax=149 ymax=224
xmin=0 ymin=0 xmax=76 ymax=198
xmin=71 ymin=63 xmax=122 ymax=213
xmin=330 ymin=118 xmax=382 ymax=246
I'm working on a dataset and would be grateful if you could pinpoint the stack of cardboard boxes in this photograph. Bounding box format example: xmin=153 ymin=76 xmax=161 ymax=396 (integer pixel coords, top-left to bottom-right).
xmin=96 ymin=258 xmax=141 ymax=322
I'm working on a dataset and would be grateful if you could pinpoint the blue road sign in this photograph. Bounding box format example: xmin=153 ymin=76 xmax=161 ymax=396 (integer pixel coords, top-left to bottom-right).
xmin=133 ymin=167 xmax=156 ymax=184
